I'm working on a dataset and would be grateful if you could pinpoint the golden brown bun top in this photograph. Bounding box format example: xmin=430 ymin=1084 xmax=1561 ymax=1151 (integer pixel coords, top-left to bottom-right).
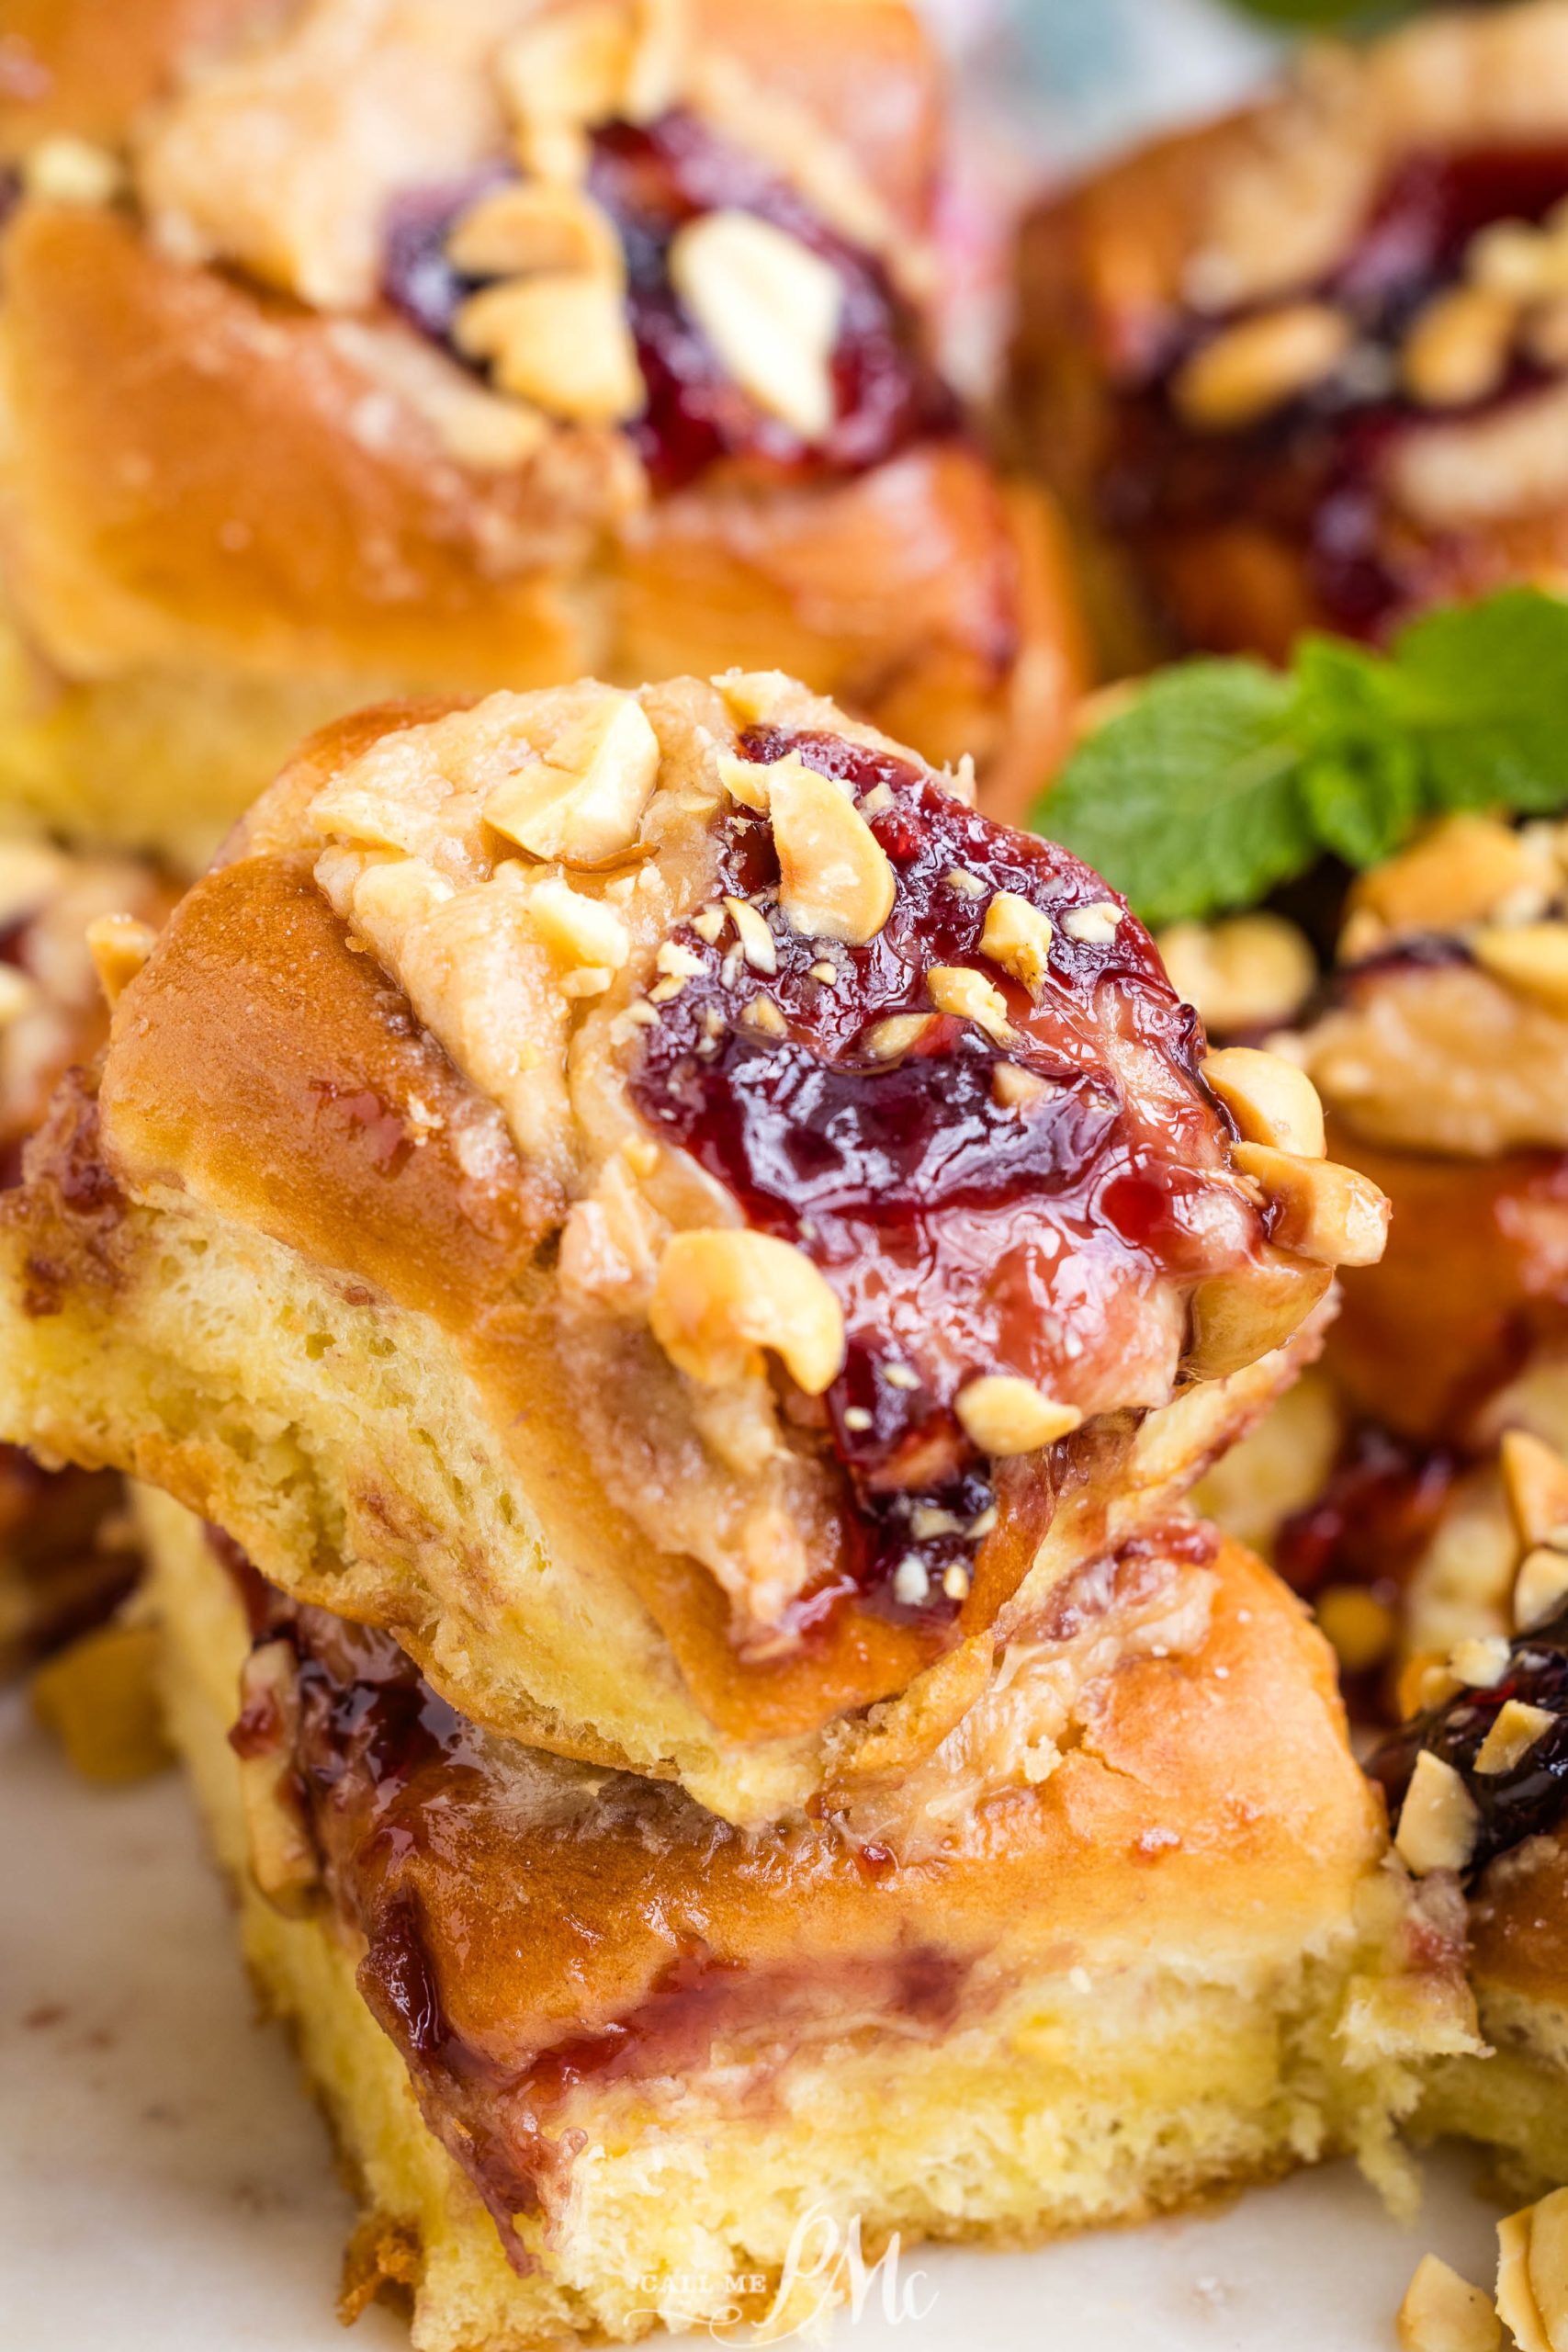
xmin=231 ymin=1526 xmax=1386 ymax=2168
xmin=0 ymin=0 xmax=272 ymax=158
xmin=15 ymin=675 xmax=1378 ymax=1732
xmin=1021 ymin=0 xmax=1568 ymax=365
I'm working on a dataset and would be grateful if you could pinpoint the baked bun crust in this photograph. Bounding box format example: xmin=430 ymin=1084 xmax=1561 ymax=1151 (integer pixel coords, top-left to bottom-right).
xmin=0 ymin=0 xmax=1082 ymax=861
xmin=1011 ymin=0 xmax=1568 ymax=661
xmin=0 ymin=675 xmax=1379 ymax=1821
xmin=147 ymin=1487 xmax=1472 ymax=2346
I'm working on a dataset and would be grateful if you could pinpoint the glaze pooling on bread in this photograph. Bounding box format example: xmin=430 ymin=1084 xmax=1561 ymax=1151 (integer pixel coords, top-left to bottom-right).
xmin=1013 ymin=0 xmax=1568 ymax=657
xmin=290 ymin=674 xmax=1359 ymax=1643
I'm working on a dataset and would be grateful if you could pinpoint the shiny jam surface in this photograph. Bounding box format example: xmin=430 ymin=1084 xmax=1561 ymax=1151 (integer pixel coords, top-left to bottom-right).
xmin=1104 ymin=147 xmax=1568 ymax=639
xmin=629 ymin=730 xmax=1266 ymax=1616
xmin=382 ymin=112 xmax=953 ymax=492
xmin=1372 ymin=1599 xmax=1568 ymax=1876
xmin=227 ymin=1563 xmax=974 ymax=2266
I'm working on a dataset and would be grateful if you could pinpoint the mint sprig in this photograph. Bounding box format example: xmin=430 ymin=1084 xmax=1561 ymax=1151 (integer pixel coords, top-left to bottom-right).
xmin=1034 ymin=588 xmax=1568 ymax=928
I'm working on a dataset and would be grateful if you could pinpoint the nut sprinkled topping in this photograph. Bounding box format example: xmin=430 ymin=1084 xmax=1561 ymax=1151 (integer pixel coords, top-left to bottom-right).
xmin=1394 ymin=1748 xmax=1480 ymax=1875
xmin=1474 ymin=1698 xmax=1557 ymax=1776
xmin=724 ymin=896 xmax=777 ymax=974
xmin=927 ymin=964 xmax=1017 ymax=1046
xmin=1183 ymin=1258 xmax=1332 ymax=1383
xmin=1450 ymin=1634 xmax=1512 ymax=1690
xmin=1157 ymin=911 xmax=1315 ymax=1036
xmin=953 ymin=1375 xmax=1083 ymax=1457
xmin=1348 ymin=814 xmax=1556 ymax=950
xmin=526 ymin=877 xmax=631 ymax=970
xmin=1395 ymin=2255 xmax=1500 ymax=2352
xmin=85 ymin=913 xmax=158 ymax=1009
xmin=1203 ymin=1047 xmax=1326 ymax=1158
xmin=1061 ymin=901 xmax=1122 ymax=945
xmin=991 ymin=1062 xmax=1048 ymax=1110
xmin=980 ymin=891 xmax=1054 ymax=997
xmin=670 ymin=209 xmax=843 ymax=442
xmin=1232 ymin=1144 xmax=1390 ymax=1266
xmin=1503 ymin=1430 xmax=1568 ymax=1554
xmin=1472 ymin=922 xmax=1568 ymax=1018
xmin=1171 ymin=302 xmax=1352 ymax=432
xmin=1402 ymin=284 xmax=1516 ymax=410
xmin=863 ymin=1013 xmax=935 ymax=1060
xmin=770 ymin=755 xmax=896 ymax=944
xmin=453 ymin=274 xmax=644 ymax=424
xmin=484 ymin=686 xmax=660 ymax=865
xmin=1514 ymin=1547 xmax=1568 ymax=1634
xmin=1497 ymin=2188 xmax=1568 ymax=2352
xmin=650 ymin=1228 xmax=846 ymax=1396
xmin=446 ymin=182 xmax=623 ymax=282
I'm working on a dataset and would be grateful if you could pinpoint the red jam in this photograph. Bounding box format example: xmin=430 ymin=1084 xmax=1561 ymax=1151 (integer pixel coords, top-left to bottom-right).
xmin=629 ymin=729 xmax=1268 ymax=1619
xmin=1372 ymin=1598 xmax=1568 ymax=1875
xmin=382 ymin=111 xmax=954 ymax=492
xmin=1102 ymin=146 xmax=1568 ymax=640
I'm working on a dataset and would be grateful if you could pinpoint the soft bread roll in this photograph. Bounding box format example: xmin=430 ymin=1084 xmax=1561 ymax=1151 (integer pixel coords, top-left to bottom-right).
xmin=0 ymin=674 xmax=1385 ymax=1823
xmin=147 ymin=1488 xmax=1474 ymax=2349
xmin=0 ymin=0 xmax=1083 ymax=864
xmin=1011 ymin=0 xmax=1568 ymax=662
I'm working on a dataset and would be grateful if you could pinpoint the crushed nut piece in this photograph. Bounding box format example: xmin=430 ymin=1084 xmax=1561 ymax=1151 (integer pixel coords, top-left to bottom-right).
xmin=809 ymin=958 xmax=838 ymax=984
xmin=858 ymin=782 xmax=896 ymax=817
xmin=1472 ymin=922 xmax=1568 ymax=1018
xmin=1204 ymin=1046 xmax=1326 ymax=1158
xmin=842 ymin=1406 xmax=873 ymax=1432
xmin=670 ymin=209 xmax=842 ymax=441
xmin=1172 ymin=301 xmax=1352 ymax=431
xmin=1396 ymin=2253 xmax=1500 ymax=2352
xmin=724 ymin=895 xmax=778 ymax=974
xmin=446 ymin=181 xmax=622 ymax=281
xmin=1514 ymin=1546 xmax=1568 ymax=1633
xmin=882 ymin=1363 xmax=919 ymax=1391
xmin=1502 ymin=1430 xmax=1568 ymax=1553
xmin=234 ymin=1639 xmax=319 ymax=1913
xmin=649 ymin=1227 xmax=845 ymax=1395
xmin=892 ymin=1555 xmax=931 ymax=1606
xmin=1063 ymin=901 xmax=1122 ymax=945
xmin=742 ymin=994 xmax=786 ymax=1035
xmin=928 ymin=964 xmax=1017 ymax=1046
xmin=1157 ymin=911 xmax=1315 ymax=1035
xmin=1348 ymin=815 xmax=1555 ymax=949
xmin=992 ymin=1062 xmax=1049 ymax=1110
xmin=863 ymin=1013 xmax=934 ymax=1060
xmin=526 ymin=876 xmax=631 ymax=970
xmin=691 ymin=904 xmax=726 ymax=944
xmin=1450 ymin=1634 xmax=1512 ymax=1690
xmin=942 ymin=1564 xmax=972 ymax=1602
xmin=715 ymin=750 xmax=773 ymax=812
xmin=1183 ymin=1257 xmax=1332 ymax=1382
xmin=771 ymin=755 xmax=896 ymax=944
xmin=1395 ymin=1749 xmax=1480 ymax=1876
xmin=485 ymin=686 xmax=660 ymax=865
xmin=1232 ymin=1144 xmax=1390 ymax=1266
xmin=656 ymin=939 xmax=705 ymax=979
xmin=1497 ymin=2188 xmax=1568 ymax=2352
xmin=1475 ymin=1698 xmax=1557 ymax=1776
xmin=1403 ymin=285 xmax=1517 ymax=410
xmin=980 ymin=892 xmax=1055 ymax=998
xmin=454 ymin=274 xmax=643 ymax=424
xmin=954 ymin=1374 xmax=1083 ymax=1457
xmin=23 ymin=135 xmax=122 ymax=207
xmin=943 ymin=867 xmax=987 ymax=899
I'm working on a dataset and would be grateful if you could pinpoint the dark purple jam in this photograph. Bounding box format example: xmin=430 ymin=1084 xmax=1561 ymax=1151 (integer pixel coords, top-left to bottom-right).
xmin=628 ymin=729 xmax=1266 ymax=1621
xmin=1371 ymin=1597 xmax=1568 ymax=1876
xmin=382 ymin=111 xmax=954 ymax=492
xmin=1103 ymin=145 xmax=1568 ymax=641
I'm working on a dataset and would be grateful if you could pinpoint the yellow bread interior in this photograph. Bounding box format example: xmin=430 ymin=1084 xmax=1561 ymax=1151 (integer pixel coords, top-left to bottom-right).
xmin=2 ymin=1176 xmax=1323 ymax=1826
xmin=144 ymin=1486 xmax=1470 ymax=2351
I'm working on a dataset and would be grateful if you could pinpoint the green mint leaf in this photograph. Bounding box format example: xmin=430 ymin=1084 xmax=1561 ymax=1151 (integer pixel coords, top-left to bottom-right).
xmin=1389 ymin=588 xmax=1568 ymax=815
xmin=1293 ymin=636 xmax=1422 ymax=866
xmin=1033 ymin=660 xmax=1311 ymax=929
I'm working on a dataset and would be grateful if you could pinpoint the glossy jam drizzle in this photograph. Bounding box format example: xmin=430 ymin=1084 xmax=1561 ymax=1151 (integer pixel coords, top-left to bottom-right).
xmin=1104 ymin=147 xmax=1568 ymax=639
xmin=383 ymin=111 xmax=953 ymax=491
xmin=1371 ymin=1598 xmax=1568 ymax=1876
xmin=629 ymin=729 xmax=1267 ymax=1618
xmin=223 ymin=1556 xmax=971 ymax=2267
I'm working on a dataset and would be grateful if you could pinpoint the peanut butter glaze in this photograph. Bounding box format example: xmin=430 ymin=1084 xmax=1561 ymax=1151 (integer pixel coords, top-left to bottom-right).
xmin=1373 ymin=1601 xmax=1568 ymax=1878
xmin=1103 ymin=148 xmax=1568 ymax=641
xmin=632 ymin=727 xmax=1270 ymax=1615
xmin=382 ymin=110 xmax=953 ymax=493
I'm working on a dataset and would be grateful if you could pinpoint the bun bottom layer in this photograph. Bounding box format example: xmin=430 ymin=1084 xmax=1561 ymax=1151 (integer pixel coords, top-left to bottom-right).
xmin=144 ymin=1487 xmax=1464 ymax=2351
